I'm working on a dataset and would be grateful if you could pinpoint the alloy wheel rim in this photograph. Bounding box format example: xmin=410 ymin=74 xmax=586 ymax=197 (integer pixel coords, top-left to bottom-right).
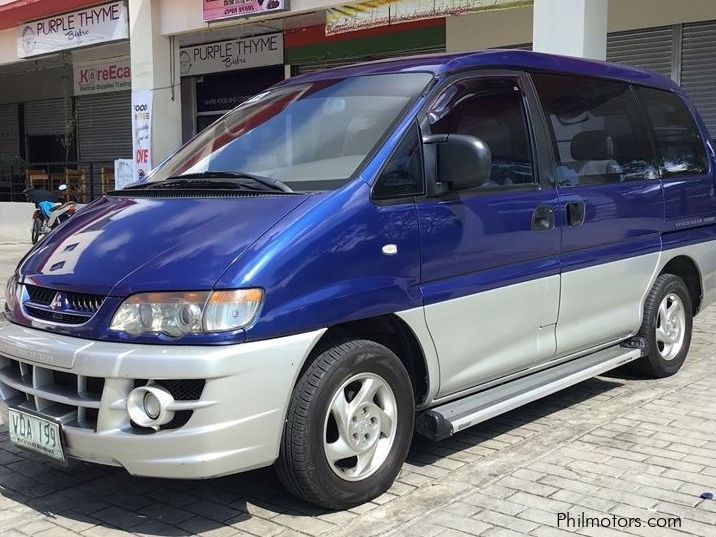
xmin=323 ymin=372 xmax=398 ymax=482
xmin=655 ymin=293 xmax=686 ymax=361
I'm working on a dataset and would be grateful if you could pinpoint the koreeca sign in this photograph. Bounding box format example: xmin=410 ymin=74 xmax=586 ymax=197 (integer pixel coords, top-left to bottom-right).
xmin=74 ymin=57 xmax=131 ymax=95
xmin=180 ymin=33 xmax=283 ymax=77
xmin=18 ymin=1 xmax=128 ymax=58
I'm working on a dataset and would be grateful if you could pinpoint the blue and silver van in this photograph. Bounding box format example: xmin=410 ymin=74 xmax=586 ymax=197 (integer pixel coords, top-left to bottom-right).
xmin=3 ymin=50 xmax=715 ymax=508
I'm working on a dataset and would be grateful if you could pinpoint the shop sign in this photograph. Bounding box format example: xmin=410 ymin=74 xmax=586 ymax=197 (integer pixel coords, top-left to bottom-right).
xmin=74 ymin=57 xmax=131 ymax=96
xmin=326 ymin=0 xmax=532 ymax=35
xmin=131 ymin=90 xmax=153 ymax=182
xmin=18 ymin=1 xmax=129 ymax=58
xmin=202 ymin=0 xmax=289 ymax=22
xmin=180 ymin=33 xmax=283 ymax=77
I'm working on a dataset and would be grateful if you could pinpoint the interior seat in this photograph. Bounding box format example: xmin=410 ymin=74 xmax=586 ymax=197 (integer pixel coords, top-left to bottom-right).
xmin=570 ymin=129 xmax=623 ymax=183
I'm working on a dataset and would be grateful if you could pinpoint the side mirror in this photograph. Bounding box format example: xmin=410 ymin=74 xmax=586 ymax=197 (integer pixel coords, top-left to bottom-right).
xmin=424 ymin=134 xmax=491 ymax=193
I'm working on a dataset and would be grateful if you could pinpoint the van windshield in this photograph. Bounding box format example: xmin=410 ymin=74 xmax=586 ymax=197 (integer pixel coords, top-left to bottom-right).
xmin=147 ymin=72 xmax=433 ymax=192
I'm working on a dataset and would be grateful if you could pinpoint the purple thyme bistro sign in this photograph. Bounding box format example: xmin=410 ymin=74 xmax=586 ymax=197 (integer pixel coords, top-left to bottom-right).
xmin=179 ymin=33 xmax=284 ymax=77
xmin=17 ymin=1 xmax=129 ymax=58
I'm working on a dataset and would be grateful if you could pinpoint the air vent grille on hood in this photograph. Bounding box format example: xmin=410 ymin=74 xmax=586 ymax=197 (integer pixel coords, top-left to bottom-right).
xmin=107 ymin=189 xmax=291 ymax=199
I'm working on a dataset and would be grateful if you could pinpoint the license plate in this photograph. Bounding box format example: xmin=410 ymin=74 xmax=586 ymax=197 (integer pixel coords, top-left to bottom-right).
xmin=8 ymin=408 xmax=65 ymax=463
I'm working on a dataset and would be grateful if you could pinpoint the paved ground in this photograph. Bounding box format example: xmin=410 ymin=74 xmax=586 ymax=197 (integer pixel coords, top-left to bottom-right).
xmin=0 ymin=241 xmax=715 ymax=537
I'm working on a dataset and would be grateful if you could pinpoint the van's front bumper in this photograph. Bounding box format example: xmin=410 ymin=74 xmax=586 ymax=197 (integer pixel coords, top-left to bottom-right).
xmin=0 ymin=319 xmax=324 ymax=479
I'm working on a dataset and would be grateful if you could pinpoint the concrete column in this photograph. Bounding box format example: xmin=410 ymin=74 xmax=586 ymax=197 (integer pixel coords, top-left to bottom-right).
xmin=533 ymin=0 xmax=608 ymax=60
xmin=128 ymin=0 xmax=181 ymax=169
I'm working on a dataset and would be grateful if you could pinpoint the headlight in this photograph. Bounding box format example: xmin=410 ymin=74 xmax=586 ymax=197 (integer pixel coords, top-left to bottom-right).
xmin=109 ymin=289 xmax=263 ymax=337
xmin=4 ymin=274 xmax=18 ymax=311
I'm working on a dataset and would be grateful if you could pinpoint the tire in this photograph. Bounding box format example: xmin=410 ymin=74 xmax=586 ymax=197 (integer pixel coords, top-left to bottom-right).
xmin=629 ymin=274 xmax=693 ymax=378
xmin=31 ymin=218 xmax=41 ymax=244
xmin=276 ymin=339 xmax=414 ymax=509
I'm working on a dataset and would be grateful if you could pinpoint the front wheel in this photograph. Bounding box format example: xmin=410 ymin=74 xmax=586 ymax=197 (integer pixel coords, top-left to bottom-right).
xmin=31 ymin=218 xmax=42 ymax=244
xmin=629 ymin=273 xmax=693 ymax=378
xmin=276 ymin=339 xmax=414 ymax=509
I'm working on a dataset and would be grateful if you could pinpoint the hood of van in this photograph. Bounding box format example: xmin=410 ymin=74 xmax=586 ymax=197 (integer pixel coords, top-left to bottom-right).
xmin=18 ymin=194 xmax=309 ymax=296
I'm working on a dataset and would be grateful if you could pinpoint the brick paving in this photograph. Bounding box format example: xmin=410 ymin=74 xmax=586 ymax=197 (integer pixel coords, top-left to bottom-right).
xmin=0 ymin=242 xmax=715 ymax=536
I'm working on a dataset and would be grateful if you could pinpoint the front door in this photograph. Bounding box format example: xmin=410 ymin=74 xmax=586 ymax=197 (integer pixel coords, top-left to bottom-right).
xmin=417 ymin=73 xmax=562 ymax=399
xmin=530 ymin=73 xmax=664 ymax=359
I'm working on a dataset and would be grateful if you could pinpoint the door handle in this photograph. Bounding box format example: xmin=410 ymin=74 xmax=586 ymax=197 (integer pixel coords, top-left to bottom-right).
xmin=531 ymin=205 xmax=555 ymax=232
xmin=565 ymin=200 xmax=585 ymax=226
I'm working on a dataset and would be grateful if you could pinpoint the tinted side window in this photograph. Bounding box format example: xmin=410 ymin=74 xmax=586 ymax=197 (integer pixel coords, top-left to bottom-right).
xmin=373 ymin=123 xmax=424 ymax=199
xmin=532 ymin=73 xmax=656 ymax=186
xmin=637 ymin=87 xmax=708 ymax=177
xmin=428 ymin=78 xmax=535 ymax=187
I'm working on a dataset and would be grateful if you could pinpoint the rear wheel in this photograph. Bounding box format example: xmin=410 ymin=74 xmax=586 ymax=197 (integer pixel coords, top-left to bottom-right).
xmin=31 ymin=218 xmax=41 ymax=244
xmin=629 ymin=274 xmax=692 ymax=378
xmin=276 ymin=339 xmax=414 ymax=509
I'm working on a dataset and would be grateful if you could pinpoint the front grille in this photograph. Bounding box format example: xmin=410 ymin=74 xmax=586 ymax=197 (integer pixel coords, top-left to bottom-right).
xmin=0 ymin=358 xmax=105 ymax=430
xmin=0 ymin=356 xmax=207 ymax=435
xmin=23 ymin=285 xmax=105 ymax=325
xmin=25 ymin=284 xmax=104 ymax=313
xmin=24 ymin=306 xmax=90 ymax=325
xmin=156 ymin=379 xmax=205 ymax=401
xmin=25 ymin=285 xmax=55 ymax=304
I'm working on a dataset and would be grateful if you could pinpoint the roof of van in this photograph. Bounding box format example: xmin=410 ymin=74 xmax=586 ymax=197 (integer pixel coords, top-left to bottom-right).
xmin=282 ymin=50 xmax=681 ymax=92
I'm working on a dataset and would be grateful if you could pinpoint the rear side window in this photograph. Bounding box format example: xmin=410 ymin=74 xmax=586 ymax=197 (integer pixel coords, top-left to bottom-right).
xmin=532 ymin=73 xmax=656 ymax=186
xmin=636 ymin=87 xmax=708 ymax=177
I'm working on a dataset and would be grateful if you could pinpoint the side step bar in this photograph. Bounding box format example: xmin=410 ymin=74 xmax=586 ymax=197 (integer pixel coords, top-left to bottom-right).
xmin=416 ymin=345 xmax=641 ymax=441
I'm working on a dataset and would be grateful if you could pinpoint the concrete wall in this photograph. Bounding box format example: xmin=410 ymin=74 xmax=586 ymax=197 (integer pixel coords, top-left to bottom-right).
xmin=447 ymin=0 xmax=716 ymax=52
xmin=0 ymin=202 xmax=34 ymax=244
xmin=0 ymin=28 xmax=15 ymax=66
xmin=447 ymin=7 xmax=533 ymax=51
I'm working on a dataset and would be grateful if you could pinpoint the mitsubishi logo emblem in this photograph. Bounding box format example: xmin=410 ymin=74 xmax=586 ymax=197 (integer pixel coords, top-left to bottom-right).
xmin=49 ymin=292 xmax=64 ymax=311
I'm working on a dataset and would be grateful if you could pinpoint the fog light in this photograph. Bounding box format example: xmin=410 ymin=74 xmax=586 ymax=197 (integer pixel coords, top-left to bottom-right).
xmin=127 ymin=385 xmax=175 ymax=429
xmin=143 ymin=391 xmax=161 ymax=420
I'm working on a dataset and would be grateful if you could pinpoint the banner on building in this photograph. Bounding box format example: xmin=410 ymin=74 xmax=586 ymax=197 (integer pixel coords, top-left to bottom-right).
xmin=131 ymin=90 xmax=153 ymax=182
xmin=326 ymin=0 xmax=532 ymax=35
xmin=179 ymin=33 xmax=284 ymax=77
xmin=18 ymin=1 xmax=129 ymax=58
xmin=202 ymin=0 xmax=289 ymax=22
xmin=74 ymin=57 xmax=131 ymax=96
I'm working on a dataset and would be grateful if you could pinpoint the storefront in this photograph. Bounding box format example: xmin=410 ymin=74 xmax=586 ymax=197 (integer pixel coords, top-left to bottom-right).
xmin=284 ymin=19 xmax=446 ymax=75
xmin=179 ymin=32 xmax=285 ymax=141
xmin=0 ymin=0 xmax=132 ymax=201
xmin=487 ymin=20 xmax=716 ymax=136
xmin=607 ymin=21 xmax=716 ymax=136
xmin=445 ymin=1 xmax=716 ymax=136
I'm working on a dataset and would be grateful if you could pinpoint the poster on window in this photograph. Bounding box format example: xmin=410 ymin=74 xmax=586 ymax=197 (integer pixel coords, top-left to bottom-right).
xmin=114 ymin=159 xmax=134 ymax=189
xmin=202 ymin=0 xmax=288 ymax=21
xmin=131 ymin=90 xmax=152 ymax=182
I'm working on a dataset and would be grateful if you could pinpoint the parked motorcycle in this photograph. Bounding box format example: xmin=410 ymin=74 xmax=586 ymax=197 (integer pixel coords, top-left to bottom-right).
xmin=23 ymin=184 xmax=77 ymax=244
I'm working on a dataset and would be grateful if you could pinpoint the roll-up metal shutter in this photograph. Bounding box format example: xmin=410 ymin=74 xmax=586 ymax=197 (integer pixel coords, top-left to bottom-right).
xmin=25 ymin=98 xmax=72 ymax=136
xmin=606 ymin=26 xmax=674 ymax=80
xmin=681 ymin=20 xmax=716 ymax=137
xmin=0 ymin=103 xmax=19 ymax=159
xmin=77 ymin=91 xmax=132 ymax=161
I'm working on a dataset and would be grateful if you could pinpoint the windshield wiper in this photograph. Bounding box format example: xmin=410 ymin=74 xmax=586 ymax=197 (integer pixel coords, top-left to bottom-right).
xmin=163 ymin=171 xmax=294 ymax=193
